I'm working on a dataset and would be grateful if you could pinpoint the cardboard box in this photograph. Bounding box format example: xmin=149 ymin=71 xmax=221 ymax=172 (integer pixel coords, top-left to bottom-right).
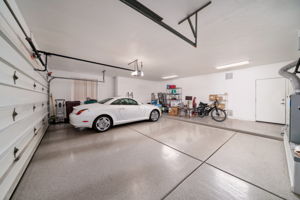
xmin=209 ymin=95 xmax=223 ymax=102
xmin=217 ymin=103 xmax=225 ymax=109
xmin=168 ymin=107 xmax=179 ymax=116
xmin=209 ymin=95 xmax=218 ymax=101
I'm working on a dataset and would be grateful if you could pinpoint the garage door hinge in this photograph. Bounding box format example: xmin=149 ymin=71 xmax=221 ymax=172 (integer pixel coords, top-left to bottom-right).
xmin=13 ymin=71 xmax=18 ymax=84
xmin=12 ymin=108 xmax=18 ymax=121
xmin=34 ymin=127 xmax=37 ymax=135
xmin=33 ymin=105 xmax=36 ymax=111
xmin=42 ymin=87 xmax=44 ymax=91
xmin=33 ymin=83 xmax=36 ymax=88
xmin=13 ymin=147 xmax=19 ymax=161
xmin=42 ymin=103 xmax=44 ymax=107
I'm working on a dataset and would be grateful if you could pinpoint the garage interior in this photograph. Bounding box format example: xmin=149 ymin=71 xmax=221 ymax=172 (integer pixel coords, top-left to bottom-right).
xmin=1 ymin=0 xmax=300 ymax=200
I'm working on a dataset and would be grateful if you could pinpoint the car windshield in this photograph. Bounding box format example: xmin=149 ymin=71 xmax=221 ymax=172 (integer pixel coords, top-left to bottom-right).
xmin=98 ymin=98 xmax=113 ymax=104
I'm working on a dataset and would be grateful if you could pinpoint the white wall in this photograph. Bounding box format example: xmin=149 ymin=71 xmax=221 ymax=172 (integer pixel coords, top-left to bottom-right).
xmin=115 ymin=77 xmax=164 ymax=104
xmin=50 ymin=71 xmax=164 ymax=105
xmin=50 ymin=70 xmax=115 ymax=102
xmin=163 ymin=61 xmax=293 ymax=121
xmin=51 ymin=61 xmax=295 ymax=121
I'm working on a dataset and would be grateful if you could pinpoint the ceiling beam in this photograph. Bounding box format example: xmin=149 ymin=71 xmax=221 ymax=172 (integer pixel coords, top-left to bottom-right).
xmin=38 ymin=50 xmax=134 ymax=72
xmin=178 ymin=1 xmax=212 ymax=25
xmin=120 ymin=0 xmax=211 ymax=48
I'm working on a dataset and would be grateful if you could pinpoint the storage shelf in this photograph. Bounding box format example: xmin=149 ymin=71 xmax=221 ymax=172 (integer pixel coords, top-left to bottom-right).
xmin=166 ymin=86 xmax=182 ymax=107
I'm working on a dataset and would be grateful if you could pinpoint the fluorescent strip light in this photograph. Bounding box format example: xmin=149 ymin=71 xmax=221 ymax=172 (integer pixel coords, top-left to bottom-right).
xmin=216 ymin=61 xmax=250 ymax=69
xmin=161 ymin=75 xmax=179 ymax=79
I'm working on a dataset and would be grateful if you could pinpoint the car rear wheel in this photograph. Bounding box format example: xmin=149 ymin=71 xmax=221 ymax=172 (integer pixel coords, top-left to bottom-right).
xmin=149 ymin=110 xmax=160 ymax=122
xmin=93 ymin=115 xmax=112 ymax=132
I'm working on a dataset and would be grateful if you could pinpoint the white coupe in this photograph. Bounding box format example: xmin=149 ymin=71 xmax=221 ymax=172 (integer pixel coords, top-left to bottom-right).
xmin=70 ymin=97 xmax=161 ymax=132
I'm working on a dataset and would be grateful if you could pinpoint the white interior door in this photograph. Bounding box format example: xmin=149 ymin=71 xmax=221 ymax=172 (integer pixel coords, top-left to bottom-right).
xmin=256 ymin=78 xmax=286 ymax=124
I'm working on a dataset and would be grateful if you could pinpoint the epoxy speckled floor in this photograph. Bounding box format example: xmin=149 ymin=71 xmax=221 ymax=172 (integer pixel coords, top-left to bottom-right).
xmin=11 ymin=118 xmax=300 ymax=200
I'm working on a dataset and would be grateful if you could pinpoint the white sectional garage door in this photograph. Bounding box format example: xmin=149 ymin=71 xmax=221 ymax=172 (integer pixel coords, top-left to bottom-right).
xmin=0 ymin=1 xmax=48 ymax=199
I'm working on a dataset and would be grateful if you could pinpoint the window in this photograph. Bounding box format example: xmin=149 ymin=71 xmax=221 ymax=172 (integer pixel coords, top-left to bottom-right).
xmin=74 ymin=80 xmax=97 ymax=101
xmin=111 ymin=99 xmax=125 ymax=105
xmin=111 ymin=98 xmax=138 ymax=105
xmin=127 ymin=98 xmax=138 ymax=105
xmin=98 ymin=98 xmax=113 ymax=104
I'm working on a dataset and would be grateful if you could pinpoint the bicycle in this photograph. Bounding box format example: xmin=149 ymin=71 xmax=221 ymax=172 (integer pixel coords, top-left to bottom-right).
xmin=196 ymin=99 xmax=227 ymax=122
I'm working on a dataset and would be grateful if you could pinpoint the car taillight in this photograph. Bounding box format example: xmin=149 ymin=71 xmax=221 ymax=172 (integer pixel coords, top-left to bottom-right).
xmin=76 ymin=109 xmax=88 ymax=115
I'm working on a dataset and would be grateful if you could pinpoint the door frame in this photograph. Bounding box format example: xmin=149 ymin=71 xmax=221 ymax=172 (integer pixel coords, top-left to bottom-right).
xmin=255 ymin=77 xmax=287 ymax=124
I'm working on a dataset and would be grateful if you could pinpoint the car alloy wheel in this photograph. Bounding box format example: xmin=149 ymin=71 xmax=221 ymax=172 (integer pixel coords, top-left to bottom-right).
xmin=150 ymin=110 xmax=160 ymax=121
xmin=95 ymin=116 xmax=111 ymax=132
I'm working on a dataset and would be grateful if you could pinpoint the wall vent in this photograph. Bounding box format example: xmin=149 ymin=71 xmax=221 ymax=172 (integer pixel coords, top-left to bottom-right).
xmin=225 ymin=73 xmax=233 ymax=80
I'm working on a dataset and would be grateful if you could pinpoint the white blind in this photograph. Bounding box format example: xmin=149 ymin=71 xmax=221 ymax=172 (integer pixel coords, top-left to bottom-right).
xmin=74 ymin=80 xmax=97 ymax=101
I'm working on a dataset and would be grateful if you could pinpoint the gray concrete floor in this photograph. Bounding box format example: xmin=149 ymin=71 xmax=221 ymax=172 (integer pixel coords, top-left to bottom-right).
xmin=11 ymin=118 xmax=299 ymax=200
xmin=165 ymin=114 xmax=283 ymax=140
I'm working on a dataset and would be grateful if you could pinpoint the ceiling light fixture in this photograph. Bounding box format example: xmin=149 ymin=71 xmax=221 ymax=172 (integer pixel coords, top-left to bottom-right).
xmin=129 ymin=59 xmax=144 ymax=77
xmin=216 ymin=61 xmax=250 ymax=70
xmin=161 ymin=75 xmax=179 ymax=79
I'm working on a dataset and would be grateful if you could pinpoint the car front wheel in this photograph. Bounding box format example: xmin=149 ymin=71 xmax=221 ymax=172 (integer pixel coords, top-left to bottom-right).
xmin=93 ymin=115 xmax=112 ymax=132
xmin=149 ymin=110 xmax=160 ymax=122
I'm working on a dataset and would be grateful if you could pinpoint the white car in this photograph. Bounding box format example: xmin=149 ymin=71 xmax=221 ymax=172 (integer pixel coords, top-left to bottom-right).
xmin=70 ymin=97 xmax=161 ymax=132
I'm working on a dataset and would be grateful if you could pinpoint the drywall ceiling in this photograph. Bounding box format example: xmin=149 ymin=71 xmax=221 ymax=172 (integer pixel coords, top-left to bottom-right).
xmin=16 ymin=0 xmax=300 ymax=80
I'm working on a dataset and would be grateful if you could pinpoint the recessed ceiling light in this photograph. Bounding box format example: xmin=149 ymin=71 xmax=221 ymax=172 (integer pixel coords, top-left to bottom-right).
xmin=216 ymin=61 xmax=250 ymax=69
xmin=161 ymin=75 xmax=179 ymax=79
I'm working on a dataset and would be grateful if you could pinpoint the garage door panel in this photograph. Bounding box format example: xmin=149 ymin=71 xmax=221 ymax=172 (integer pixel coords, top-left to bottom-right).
xmin=0 ymin=1 xmax=48 ymax=199
xmin=0 ymin=115 xmax=47 ymax=182
xmin=0 ymin=85 xmax=47 ymax=106
xmin=0 ymin=2 xmax=44 ymax=74
xmin=0 ymin=34 xmax=46 ymax=86
xmin=0 ymin=59 xmax=47 ymax=93
xmin=0 ymin=101 xmax=47 ymax=132
xmin=0 ymin=108 xmax=47 ymax=150
xmin=0 ymin=123 xmax=47 ymax=200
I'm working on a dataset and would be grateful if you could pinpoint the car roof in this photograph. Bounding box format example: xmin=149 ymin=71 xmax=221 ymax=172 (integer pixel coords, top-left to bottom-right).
xmin=104 ymin=97 xmax=138 ymax=104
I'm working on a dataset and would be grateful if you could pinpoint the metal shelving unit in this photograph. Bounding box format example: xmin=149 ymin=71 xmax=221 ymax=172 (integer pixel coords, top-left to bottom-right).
xmin=166 ymin=88 xmax=182 ymax=107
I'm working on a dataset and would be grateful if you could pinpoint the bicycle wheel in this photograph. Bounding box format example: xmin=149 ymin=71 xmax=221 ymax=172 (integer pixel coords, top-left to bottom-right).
xmin=211 ymin=108 xmax=227 ymax=122
xmin=199 ymin=112 xmax=205 ymax=118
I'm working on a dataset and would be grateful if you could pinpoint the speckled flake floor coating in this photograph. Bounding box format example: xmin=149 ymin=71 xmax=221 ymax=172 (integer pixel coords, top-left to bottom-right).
xmin=165 ymin=114 xmax=283 ymax=140
xmin=11 ymin=118 xmax=300 ymax=200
